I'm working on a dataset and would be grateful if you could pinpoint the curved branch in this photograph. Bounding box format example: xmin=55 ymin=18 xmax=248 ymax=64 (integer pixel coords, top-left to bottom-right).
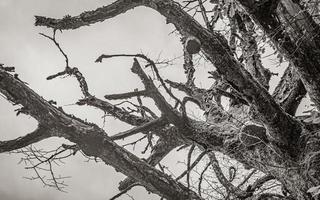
xmin=0 ymin=125 xmax=51 ymax=153
xmin=208 ymin=152 xmax=247 ymax=198
xmin=40 ymin=34 xmax=153 ymax=127
xmin=35 ymin=0 xmax=145 ymax=30
xmin=251 ymin=174 xmax=275 ymax=191
xmin=176 ymin=149 xmax=207 ymax=181
xmin=34 ymin=0 xmax=302 ymax=150
xmin=0 ymin=68 xmax=203 ymax=200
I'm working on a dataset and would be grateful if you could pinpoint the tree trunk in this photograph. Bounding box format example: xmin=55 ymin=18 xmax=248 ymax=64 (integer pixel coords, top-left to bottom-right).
xmin=2 ymin=0 xmax=320 ymax=199
xmin=239 ymin=0 xmax=320 ymax=111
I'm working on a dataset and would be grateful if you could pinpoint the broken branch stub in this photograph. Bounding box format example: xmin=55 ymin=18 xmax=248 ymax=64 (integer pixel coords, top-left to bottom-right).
xmin=185 ymin=36 xmax=201 ymax=54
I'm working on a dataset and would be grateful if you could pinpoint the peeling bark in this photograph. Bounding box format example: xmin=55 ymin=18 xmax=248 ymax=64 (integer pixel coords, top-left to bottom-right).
xmin=272 ymin=64 xmax=306 ymax=115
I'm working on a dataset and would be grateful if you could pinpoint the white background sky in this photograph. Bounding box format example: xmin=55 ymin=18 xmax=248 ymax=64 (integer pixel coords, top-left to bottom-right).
xmin=0 ymin=0 xmax=312 ymax=200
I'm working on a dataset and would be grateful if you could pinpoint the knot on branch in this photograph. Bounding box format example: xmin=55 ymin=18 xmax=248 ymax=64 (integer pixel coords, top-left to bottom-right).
xmin=76 ymin=96 xmax=95 ymax=105
xmin=184 ymin=36 xmax=201 ymax=54
xmin=239 ymin=123 xmax=268 ymax=147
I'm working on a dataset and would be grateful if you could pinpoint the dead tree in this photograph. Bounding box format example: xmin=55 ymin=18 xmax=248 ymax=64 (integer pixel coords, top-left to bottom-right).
xmin=1 ymin=0 xmax=320 ymax=199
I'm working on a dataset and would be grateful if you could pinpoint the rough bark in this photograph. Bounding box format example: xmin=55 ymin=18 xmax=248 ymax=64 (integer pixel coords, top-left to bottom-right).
xmin=238 ymin=0 xmax=320 ymax=111
xmin=0 ymin=0 xmax=319 ymax=199
xmin=272 ymin=64 xmax=306 ymax=115
xmin=0 ymin=68 xmax=202 ymax=200
xmin=35 ymin=0 xmax=302 ymax=154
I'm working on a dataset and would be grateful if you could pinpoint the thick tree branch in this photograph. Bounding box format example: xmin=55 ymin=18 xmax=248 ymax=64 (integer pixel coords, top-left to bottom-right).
xmin=167 ymin=80 xmax=248 ymax=106
xmin=110 ymin=117 xmax=167 ymax=140
xmin=131 ymin=58 xmax=184 ymax=126
xmin=272 ymin=64 xmax=306 ymax=115
xmin=182 ymin=47 xmax=195 ymax=86
xmin=119 ymin=134 xmax=182 ymax=191
xmin=236 ymin=169 xmax=257 ymax=189
xmin=97 ymin=54 xmax=182 ymax=106
xmin=104 ymin=90 xmax=148 ymax=100
xmin=238 ymin=0 xmax=320 ymax=110
xmin=250 ymin=174 xmax=275 ymax=192
xmin=77 ymin=96 xmax=150 ymax=126
xmin=0 ymin=69 xmax=68 ymax=124
xmin=234 ymin=12 xmax=272 ymax=89
xmin=0 ymin=68 xmax=202 ymax=200
xmin=254 ymin=193 xmax=285 ymax=199
xmin=35 ymin=0 xmax=145 ymax=30
xmin=11 ymin=0 xmax=320 ymax=198
xmin=0 ymin=125 xmax=51 ymax=153
xmin=34 ymin=0 xmax=302 ymax=150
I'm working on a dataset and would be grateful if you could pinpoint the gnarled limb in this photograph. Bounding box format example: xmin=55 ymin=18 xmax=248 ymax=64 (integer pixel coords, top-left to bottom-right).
xmin=41 ymin=33 xmax=153 ymax=127
xmin=272 ymin=64 xmax=306 ymax=115
xmin=32 ymin=1 xmax=320 ymax=198
xmin=0 ymin=68 xmax=203 ymax=200
xmin=77 ymin=96 xmax=150 ymax=126
xmin=0 ymin=125 xmax=51 ymax=153
xmin=234 ymin=12 xmax=272 ymax=89
xmin=238 ymin=0 xmax=320 ymax=110
xmin=35 ymin=0 xmax=302 ymax=151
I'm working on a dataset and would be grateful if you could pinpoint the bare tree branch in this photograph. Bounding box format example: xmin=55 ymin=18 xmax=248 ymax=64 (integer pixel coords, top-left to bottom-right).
xmin=0 ymin=68 xmax=203 ymax=200
xmin=238 ymin=0 xmax=320 ymax=110
xmin=77 ymin=96 xmax=150 ymax=126
xmin=131 ymin=58 xmax=183 ymax=126
xmin=208 ymin=152 xmax=247 ymax=198
xmin=104 ymin=90 xmax=148 ymax=100
xmin=110 ymin=183 xmax=139 ymax=200
xmin=110 ymin=117 xmax=167 ymax=140
xmin=250 ymin=174 xmax=275 ymax=192
xmin=34 ymin=0 xmax=302 ymax=151
xmin=198 ymin=161 xmax=211 ymax=197
xmin=118 ymin=135 xmax=182 ymax=191
xmin=272 ymin=64 xmax=306 ymax=115
xmin=41 ymin=32 xmax=153 ymax=128
xmin=0 ymin=125 xmax=51 ymax=153
xmin=97 ymin=53 xmax=182 ymax=106
xmin=197 ymin=0 xmax=211 ymax=30
xmin=176 ymin=148 xmax=207 ymax=181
